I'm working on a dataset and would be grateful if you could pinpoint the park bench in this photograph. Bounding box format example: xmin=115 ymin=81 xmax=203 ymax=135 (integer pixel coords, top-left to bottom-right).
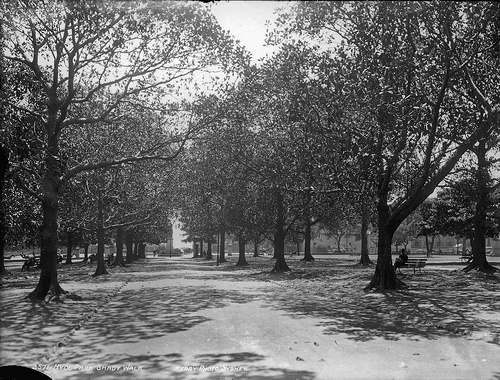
xmin=459 ymin=252 xmax=472 ymax=262
xmin=398 ymin=257 xmax=427 ymax=274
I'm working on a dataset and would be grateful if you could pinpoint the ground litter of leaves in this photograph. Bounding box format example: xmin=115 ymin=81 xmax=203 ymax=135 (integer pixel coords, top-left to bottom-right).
xmin=1 ymin=256 xmax=499 ymax=374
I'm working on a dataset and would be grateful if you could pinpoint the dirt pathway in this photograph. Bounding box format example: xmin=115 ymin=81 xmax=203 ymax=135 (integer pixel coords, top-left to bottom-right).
xmin=2 ymin=257 xmax=499 ymax=379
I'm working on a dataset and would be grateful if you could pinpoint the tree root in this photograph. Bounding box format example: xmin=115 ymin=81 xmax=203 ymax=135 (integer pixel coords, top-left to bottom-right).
xmin=364 ymin=271 xmax=407 ymax=291
xmin=26 ymin=282 xmax=71 ymax=303
xmin=356 ymin=259 xmax=374 ymax=267
xmin=364 ymin=279 xmax=408 ymax=292
xmin=462 ymin=261 xmax=498 ymax=273
xmin=92 ymin=268 xmax=109 ymax=277
xmin=40 ymin=292 xmax=83 ymax=303
xmin=301 ymin=255 xmax=315 ymax=262
xmin=271 ymin=259 xmax=291 ymax=273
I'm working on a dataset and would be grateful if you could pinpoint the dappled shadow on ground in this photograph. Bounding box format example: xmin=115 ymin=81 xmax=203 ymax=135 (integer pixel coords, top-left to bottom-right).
xmin=2 ymin=254 xmax=500 ymax=378
xmin=0 ymin=260 xmax=138 ymax=290
xmin=0 ymin=257 xmax=267 ymax=367
xmin=0 ymin=292 xmax=67 ymax=364
xmin=0 ymin=276 xmax=133 ymax=366
xmin=55 ymin=351 xmax=315 ymax=380
xmin=57 ymin=353 xmax=184 ymax=380
xmin=41 ymin=278 xmax=314 ymax=379
xmin=258 ymin=265 xmax=500 ymax=345
xmin=53 ymin=352 xmax=316 ymax=380
xmin=0 ymin=260 xmax=172 ymax=366
xmin=48 ymin=283 xmax=260 ymax=368
xmin=178 ymin=256 xmax=354 ymax=284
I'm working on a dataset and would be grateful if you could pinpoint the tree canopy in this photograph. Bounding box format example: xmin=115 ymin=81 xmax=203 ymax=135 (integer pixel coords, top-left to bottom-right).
xmin=1 ymin=1 xmax=499 ymax=297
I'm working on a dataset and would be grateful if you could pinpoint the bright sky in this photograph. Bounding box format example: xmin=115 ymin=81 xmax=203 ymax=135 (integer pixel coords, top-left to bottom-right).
xmin=207 ymin=1 xmax=291 ymax=63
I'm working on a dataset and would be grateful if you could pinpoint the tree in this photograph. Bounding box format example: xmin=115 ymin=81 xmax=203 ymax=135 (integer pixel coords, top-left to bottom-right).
xmin=2 ymin=0 xmax=244 ymax=301
xmin=357 ymin=196 xmax=375 ymax=266
xmin=324 ymin=221 xmax=357 ymax=255
xmin=1 ymin=59 xmax=46 ymax=275
xmin=393 ymin=212 xmax=422 ymax=253
xmin=465 ymin=134 xmax=499 ymax=272
xmin=360 ymin=2 xmax=499 ymax=290
xmin=90 ymin=159 xmax=174 ymax=274
xmin=58 ymin=175 xmax=93 ymax=265
xmin=416 ymin=200 xmax=440 ymax=256
xmin=227 ymin=44 xmax=350 ymax=272
xmin=0 ymin=145 xmax=8 ymax=274
xmin=422 ymin=164 xmax=500 ymax=270
xmin=174 ymin=144 xmax=221 ymax=261
xmin=275 ymin=1 xmax=500 ymax=290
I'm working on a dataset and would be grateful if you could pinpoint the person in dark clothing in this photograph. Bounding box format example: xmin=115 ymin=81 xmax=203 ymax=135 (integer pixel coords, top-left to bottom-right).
xmin=394 ymin=248 xmax=409 ymax=270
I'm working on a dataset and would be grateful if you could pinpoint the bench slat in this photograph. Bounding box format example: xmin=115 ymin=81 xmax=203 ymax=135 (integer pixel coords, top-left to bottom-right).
xmin=399 ymin=257 xmax=427 ymax=274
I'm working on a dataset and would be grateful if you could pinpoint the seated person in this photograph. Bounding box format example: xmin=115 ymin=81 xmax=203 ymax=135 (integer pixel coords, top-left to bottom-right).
xmin=465 ymin=249 xmax=473 ymax=263
xmin=22 ymin=256 xmax=38 ymax=272
xmin=106 ymin=254 xmax=114 ymax=265
xmin=394 ymin=248 xmax=409 ymax=269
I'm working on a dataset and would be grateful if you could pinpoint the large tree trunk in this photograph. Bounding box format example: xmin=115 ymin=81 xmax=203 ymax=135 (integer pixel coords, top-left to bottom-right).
xmin=365 ymin=190 xmax=405 ymax=291
xmin=206 ymin=238 xmax=213 ymax=260
xmin=219 ymin=231 xmax=227 ymax=262
xmin=114 ymin=227 xmax=126 ymax=267
xmin=424 ymin=235 xmax=435 ymax=258
xmin=0 ymin=144 xmax=8 ymax=275
xmin=138 ymin=241 xmax=146 ymax=259
xmin=28 ymin=144 xmax=66 ymax=301
xmin=235 ymin=235 xmax=249 ymax=267
xmin=358 ymin=198 xmax=373 ymax=265
xmin=365 ymin=226 xmax=403 ymax=290
xmin=301 ymin=218 xmax=315 ymax=262
xmin=461 ymin=237 xmax=468 ymax=256
xmin=125 ymin=229 xmax=134 ymax=264
xmin=253 ymin=240 xmax=259 ymax=257
xmin=193 ymin=242 xmax=199 ymax=258
xmin=200 ymin=240 xmax=204 ymax=258
xmin=301 ymin=185 xmax=314 ymax=262
xmin=272 ymin=190 xmax=291 ymax=272
xmin=133 ymin=237 xmax=139 ymax=260
xmin=65 ymin=230 xmax=73 ymax=264
xmin=82 ymin=242 xmax=89 ymax=263
xmin=336 ymin=237 xmax=342 ymax=255
xmin=93 ymin=192 xmax=108 ymax=276
xmin=464 ymin=139 xmax=497 ymax=273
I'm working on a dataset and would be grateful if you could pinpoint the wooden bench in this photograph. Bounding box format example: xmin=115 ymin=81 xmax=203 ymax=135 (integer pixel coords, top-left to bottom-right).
xmin=398 ymin=257 xmax=428 ymax=274
xmin=459 ymin=253 xmax=472 ymax=262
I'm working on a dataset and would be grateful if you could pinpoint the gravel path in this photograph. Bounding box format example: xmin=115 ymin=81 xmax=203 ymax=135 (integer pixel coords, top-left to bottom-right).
xmin=1 ymin=256 xmax=499 ymax=379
